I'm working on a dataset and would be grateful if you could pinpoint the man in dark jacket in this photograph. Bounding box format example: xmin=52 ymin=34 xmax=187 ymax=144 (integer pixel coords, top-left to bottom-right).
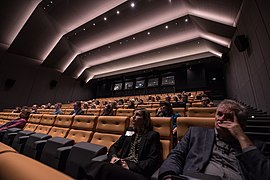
xmin=159 ymin=99 xmax=269 ymax=180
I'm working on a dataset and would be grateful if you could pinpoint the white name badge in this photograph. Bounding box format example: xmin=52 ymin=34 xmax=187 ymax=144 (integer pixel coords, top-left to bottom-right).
xmin=125 ymin=131 xmax=135 ymax=136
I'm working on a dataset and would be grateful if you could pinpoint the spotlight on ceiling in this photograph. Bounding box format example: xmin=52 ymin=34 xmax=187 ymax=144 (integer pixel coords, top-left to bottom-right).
xmin=131 ymin=2 xmax=135 ymax=7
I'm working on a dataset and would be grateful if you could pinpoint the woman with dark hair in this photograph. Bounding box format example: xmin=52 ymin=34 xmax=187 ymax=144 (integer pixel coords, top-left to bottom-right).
xmin=83 ymin=108 xmax=162 ymax=180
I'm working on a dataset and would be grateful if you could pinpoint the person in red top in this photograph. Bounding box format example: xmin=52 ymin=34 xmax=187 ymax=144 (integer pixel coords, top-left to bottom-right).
xmin=0 ymin=109 xmax=30 ymax=131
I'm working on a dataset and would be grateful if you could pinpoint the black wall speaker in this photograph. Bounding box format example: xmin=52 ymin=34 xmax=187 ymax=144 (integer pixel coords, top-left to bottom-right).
xmin=50 ymin=80 xmax=58 ymax=88
xmin=234 ymin=35 xmax=249 ymax=52
xmin=5 ymin=79 xmax=16 ymax=88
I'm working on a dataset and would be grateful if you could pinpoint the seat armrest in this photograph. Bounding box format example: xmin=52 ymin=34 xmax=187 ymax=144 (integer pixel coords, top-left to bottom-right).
xmin=57 ymin=146 xmax=73 ymax=171
xmin=91 ymin=154 xmax=108 ymax=162
xmin=7 ymin=132 xmax=18 ymax=138
xmin=151 ymin=168 xmax=159 ymax=180
xmin=34 ymin=140 xmax=48 ymax=150
xmin=57 ymin=146 xmax=73 ymax=156
xmin=18 ymin=135 xmax=30 ymax=143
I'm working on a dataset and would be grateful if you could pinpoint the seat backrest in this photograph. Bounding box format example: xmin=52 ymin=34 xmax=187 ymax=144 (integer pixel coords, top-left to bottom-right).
xmin=71 ymin=115 xmax=97 ymax=131
xmin=177 ymin=117 xmax=215 ymax=140
xmin=40 ymin=114 xmax=56 ymax=126
xmin=187 ymin=107 xmax=217 ymax=117
xmin=28 ymin=114 xmax=43 ymax=124
xmin=54 ymin=115 xmax=74 ymax=128
xmin=86 ymin=109 xmax=101 ymax=116
xmin=172 ymin=107 xmax=186 ymax=116
xmin=151 ymin=117 xmax=172 ymax=160
xmin=95 ymin=116 xmax=129 ymax=134
xmin=64 ymin=109 xmax=73 ymax=115
xmin=145 ymin=108 xmax=157 ymax=117
xmin=91 ymin=116 xmax=130 ymax=150
xmin=116 ymin=108 xmax=134 ymax=117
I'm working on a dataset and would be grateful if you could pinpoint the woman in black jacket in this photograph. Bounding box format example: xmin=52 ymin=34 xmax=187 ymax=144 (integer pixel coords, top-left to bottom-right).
xmin=84 ymin=108 xmax=162 ymax=180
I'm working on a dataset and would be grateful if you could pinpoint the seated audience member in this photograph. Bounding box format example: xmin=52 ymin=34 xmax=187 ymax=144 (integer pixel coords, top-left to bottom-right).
xmin=137 ymin=99 xmax=144 ymax=105
xmin=69 ymin=101 xmax=84 ymax=115
xmin=127 ymin=100 xmax=135 ymax=109
xmin=83 ymin=108 xmax=162 ymax=180
xmin=100 ymin=104 xmax=114 ymax=116
xmin=159 ymin=99 xmax=270 ymax=180
xmin=52 ymin=103 xmax=63 ymax=115
xmin=156 ymin=102 xmax=180 ymax=135
xmin=0 ymin=108 xmax=31 ymax=131
xmin=12 ymin=106 xmax=21 ymax=113
xmin=156 ymin=96 xmax=161 ymax=101
xmin=31 ymin=104 xmax=39 ymax=114
xmin=45 ymin=102 xmax=51 ymax=109
xmin=165 ymin=96 xmax=171 ymax=103
xmin=117 ymin=99 xmax=125 ymax=108
xmin=201 ymin=97 xmax=213 ymax=107
xmin=83 ymin=102 xmax=89 ymax=110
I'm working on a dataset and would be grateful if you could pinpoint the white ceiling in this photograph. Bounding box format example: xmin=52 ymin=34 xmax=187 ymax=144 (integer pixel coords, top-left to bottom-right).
xmin=0 ymin=0 xmax=243 ymax=82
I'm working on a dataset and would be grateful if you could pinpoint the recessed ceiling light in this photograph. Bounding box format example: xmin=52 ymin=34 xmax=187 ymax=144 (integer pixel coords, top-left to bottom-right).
xmin=116 ymin=10 xmax=120 ymax=14
xmin=133 ymin=37 xmax=136 ymax=40
xmin=83 ymin=28 xmax=85 ymax=31
xmin=119 ymin=42 xmax=122 ymax=44
xmin=185 ymin=18 xmax=188 ymax=22
xmin=131 ymin=2 xmax=135 ymax=7
xmin=147 ymin=32 xmax=150 ymax=35
xmin=108 ymin=45 xmax=111 ymax=48
xmin=165 ymin=25 xmax=169 ymax=29
xmin=104 ymin=17 xmax=107 ymax=21
xmin=74 ymin=32 xmax=77 ymax=35
xmin=50 ymin=1 xmax=53 ymax=3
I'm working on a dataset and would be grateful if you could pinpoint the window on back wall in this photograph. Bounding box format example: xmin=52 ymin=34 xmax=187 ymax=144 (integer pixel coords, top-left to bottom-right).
xmin=161 ymin=75 xmax=175 ymax=86
xmin=148 ymin=78 xmax=159 ymax=87
xmin=135 ymin=80 xmax=145 ymax=89
xmin=113 ymin=83 xmax=122 ymax=91
xmin=125 ymin=81 xmax=133 ymax=90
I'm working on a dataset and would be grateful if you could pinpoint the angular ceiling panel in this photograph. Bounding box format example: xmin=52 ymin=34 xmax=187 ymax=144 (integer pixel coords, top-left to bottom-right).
xmin=1 ymin=0 xmax=243 ymax=82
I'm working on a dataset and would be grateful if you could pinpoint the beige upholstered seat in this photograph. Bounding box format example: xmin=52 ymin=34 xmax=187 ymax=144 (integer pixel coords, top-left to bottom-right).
xmin=151 ymin=117 xmax=172 ymax=160
xmin=172 ymin=107 xmax=186 ymax=116
xmin=0 ymin=152 xmax=72 ymax=180
xmin=66 ymin=115 xmax=98 ymax=143
xmin=91 ymin=116 xmax=130 ymax=150
xmin=47 ymin=115 xmax=74 ymax=138
xmin=187 ymin=107 xmax=217 ymax=117
xmin=177 ymin=117 xmax=215 ymax=140
xmin=116 ymin=108 xmax=134 ymax=117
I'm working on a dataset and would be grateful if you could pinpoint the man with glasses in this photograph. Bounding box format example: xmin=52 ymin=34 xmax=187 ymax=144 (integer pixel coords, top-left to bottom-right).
xmin=159 ymin=99 xmax=269 ymax=180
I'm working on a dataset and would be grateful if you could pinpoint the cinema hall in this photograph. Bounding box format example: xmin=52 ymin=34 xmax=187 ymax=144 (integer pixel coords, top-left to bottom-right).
xmin=0 ymin=1 xmax=269 ymax=180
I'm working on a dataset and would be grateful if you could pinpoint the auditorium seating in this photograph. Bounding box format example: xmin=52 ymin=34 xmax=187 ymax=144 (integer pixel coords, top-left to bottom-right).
xmin=86 ymin=109 xmax=101 ymax=116
xmin=173 ymin=107 xmax=186 ymax=116
xmin=187 ymin=107 xmax=217 ymax=117
xmin=116 ymin=108 xmax=134 ymax=117
xmin=91 ymin=116 xmax=130 ymax=150
xmin=47 ymin=115 xmax=73 ymax=138
xmin=34 ymin=114 xmax=56 ymax=134
xmin=0 ymin=148 xmax=72 ymax=180
xmin=151 ymin=117 xmax=172 ymax=160
xmin=177 ymin=117 xmax=215 ymax=140
xmin=66 ymin=115 xmax=97 ymax=143
xmin=146 ymin=108 xmax=158 ymax=117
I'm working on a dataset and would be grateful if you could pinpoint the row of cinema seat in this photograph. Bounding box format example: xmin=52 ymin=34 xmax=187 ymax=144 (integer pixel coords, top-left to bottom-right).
xmin=5 ymin=106 xmax=216 ymax=118
xmin=0 ymin=114 xmax=174 ymax=178
xmin=0 ymin=143 xmax=72 ymax=180
xmin=0 ymin=114 xmax=216 ymax=179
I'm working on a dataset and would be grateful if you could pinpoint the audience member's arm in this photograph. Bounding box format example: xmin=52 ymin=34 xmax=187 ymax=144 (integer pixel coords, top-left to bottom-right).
xmin=237 ymin=148 xmax=270 ymax=180
xmin=159 ymin=128 xmax=191 ymax=180
xmin=107 ymin=132 xmax=126 ymax=161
